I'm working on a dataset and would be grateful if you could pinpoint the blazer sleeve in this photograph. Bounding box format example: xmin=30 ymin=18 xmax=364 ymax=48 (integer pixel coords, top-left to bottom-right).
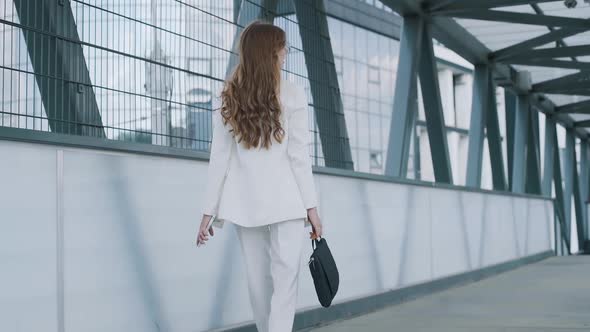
xmin=287 ymin=84 xmax=318 ymax=210
xmin=201 ymin=91 xmax=234 ymax=216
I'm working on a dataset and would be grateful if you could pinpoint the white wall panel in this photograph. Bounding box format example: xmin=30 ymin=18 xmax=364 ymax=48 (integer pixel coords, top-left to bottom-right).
xmin=0 ymin=140 xmax=554 ymax=332
xmin=0 ymin=141 xmax=58 ymax=332
xmin=431 ymin=190 xmax=471 ymax=278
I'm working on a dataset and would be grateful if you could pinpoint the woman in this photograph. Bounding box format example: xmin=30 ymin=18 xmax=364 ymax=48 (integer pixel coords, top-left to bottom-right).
xmin=196 ymin=20 xmax=323 ymax=332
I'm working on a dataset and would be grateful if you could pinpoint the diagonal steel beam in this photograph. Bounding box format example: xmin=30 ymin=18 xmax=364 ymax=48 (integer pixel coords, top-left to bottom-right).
xmin=532 ymin=71 xmax=590 ymax=93
xmin=546 ymin=90 xmax=590 ymax=97
xmin=378 ymin=0 xmax=422 ymax=16
xmin=534 ymin=83 xmax=590 ymax=94
xmin=575 ymin=119 xmax=590 ymax=127
xmin=418 ymin=23 xmax=454 ymax=184
xmin=410 ymin=99 xmax=421 ymax=179
xmin=507 ymin=45 xmax=590 ymax=61
xmin=505 ymin=59 xmax=590 ymax=70
xmin=555 ymin=107 xmax=590 ymax=114
xmin=428 ymin=0 xmax=457 ymax=11
xmin=525 ymin=109 xmax=542 ymax=194
xmin=542 ymin=115 xmax=555 ymax=196
xmin=580 ymin=140 xmax=589 ymax=241
xmin=294 ymin=0 xmax=354 ymax=170
xmin=529 ymin=3 xmax=573 ymax=58
xmin=557 ymin=99 xmax=590 ymax=114
xmin=429 ymin=16 xmax=490 ymax=65
xmin=429 ymin=0 xmax=560 ymax=12
xmin=534 ymin=71 xmax=590 ymax=88
xmin=491 ymin=28 xmax=588 ymax=61
xmin=433 ymin=9 xmax=590 ymax=28
xmin=401 ymin=83 xmax=419 ymax=178
xmin=588 ymin=143 xmax=590 ymax=198
xmin=14 ymin=0 xmax=105 ymax=137
xmin=505 ymin=91 xmax=517 ymax=190
xmin=573 ymin=139 xmax=587 ymax=247
xmin=385 ymin=15 xmax=423 ymax=177
xmin=564 ymin=129 xmax=576 ymax=249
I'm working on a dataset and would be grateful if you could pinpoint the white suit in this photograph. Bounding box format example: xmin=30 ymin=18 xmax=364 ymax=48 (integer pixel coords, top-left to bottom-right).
xmin=201 ymin=79 xmax=317 ymax=228
xmin=201 ymin=79 xmax=319 ymax=331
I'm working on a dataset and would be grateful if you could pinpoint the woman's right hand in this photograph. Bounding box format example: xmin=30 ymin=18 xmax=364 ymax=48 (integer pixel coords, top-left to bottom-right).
xmin=307 ymin=207 xmax=322 ymax=240
xmin=196 ymin=214 xmax=215 ymax=247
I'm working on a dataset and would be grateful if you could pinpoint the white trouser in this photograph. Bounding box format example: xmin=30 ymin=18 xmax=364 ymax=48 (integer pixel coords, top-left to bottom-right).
xmin=235 ymin=217 xmax=306 ymax=332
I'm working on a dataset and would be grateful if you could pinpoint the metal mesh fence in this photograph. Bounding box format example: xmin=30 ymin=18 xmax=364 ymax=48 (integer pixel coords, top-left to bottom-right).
xmin=0 ymin=0 xmax=404 ymax=173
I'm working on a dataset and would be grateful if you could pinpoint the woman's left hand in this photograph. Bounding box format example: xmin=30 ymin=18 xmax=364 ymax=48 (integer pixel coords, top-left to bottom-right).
xmin=196 ymin=215 xmax=215 ymax=247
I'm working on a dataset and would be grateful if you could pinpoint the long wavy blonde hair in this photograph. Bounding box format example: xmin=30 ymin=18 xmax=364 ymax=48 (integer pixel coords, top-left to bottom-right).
xmin=219 ymin=20 xmax=286 ymax=150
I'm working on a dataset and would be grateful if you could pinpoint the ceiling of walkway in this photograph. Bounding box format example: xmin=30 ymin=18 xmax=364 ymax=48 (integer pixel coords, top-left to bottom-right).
xmin=382 ymin=0 xmax=590 ymax=136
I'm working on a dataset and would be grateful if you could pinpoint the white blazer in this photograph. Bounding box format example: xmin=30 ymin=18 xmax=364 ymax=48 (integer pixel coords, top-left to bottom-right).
xmin=201 ymin=79 xmax=317 ymax=228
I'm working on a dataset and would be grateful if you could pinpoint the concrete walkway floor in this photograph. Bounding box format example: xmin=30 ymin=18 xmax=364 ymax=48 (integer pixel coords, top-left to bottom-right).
xmin=302 ymin=256 xmax=590 ymax=332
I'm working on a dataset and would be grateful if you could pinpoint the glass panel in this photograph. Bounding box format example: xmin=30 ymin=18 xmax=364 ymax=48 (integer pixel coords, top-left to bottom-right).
xmin=326 ymin=17 xmax=401 ymax=174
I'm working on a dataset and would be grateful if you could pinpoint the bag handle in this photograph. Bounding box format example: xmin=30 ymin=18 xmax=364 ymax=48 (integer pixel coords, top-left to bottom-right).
xmin=310 ymin=216 xmax=322 ymax=250
xmin=311 ymin=237 xmax=321 ymax=250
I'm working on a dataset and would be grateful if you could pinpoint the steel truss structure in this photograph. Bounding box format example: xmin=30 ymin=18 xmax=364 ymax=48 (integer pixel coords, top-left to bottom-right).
xmin=381 ymin=0 xmax=590 ymax=253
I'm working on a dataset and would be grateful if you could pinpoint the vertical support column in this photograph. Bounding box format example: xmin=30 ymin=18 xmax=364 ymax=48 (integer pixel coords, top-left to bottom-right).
xmin=552 ymin=123 xmax=570 ymax=253
xmin=572 ymin=140 xmax=586 ymax=249
xmin=564 ymin=129 xmax=575 ymax=247
xmin=525 ymin=108 xmax=542 ymax=194
xmin=542 ymin=115 xmax=556 ymax=196
xmin=511 ymin=94 xmax=529 ymax=193
xmin=417 ymin=24 xmax=453 ymax=184
xmin=505 ymin=91 xmax=516 ymax=190
xmin=384 ymin=16 xmax=423 ymax=177
xmin=580 ymin=140 xmax=589 ymax=242
xmin=465 ymin=65 xmax=489 ymax=187
xmin=294 ymin=0 xmax=354 ymax=169
xmin=15 ymin=0 xmax=105 ymax=137
xmin=440 ymin=69 xmax=460 ymax=183
xmin=485 ymin=71 xmax=507 ymax=190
